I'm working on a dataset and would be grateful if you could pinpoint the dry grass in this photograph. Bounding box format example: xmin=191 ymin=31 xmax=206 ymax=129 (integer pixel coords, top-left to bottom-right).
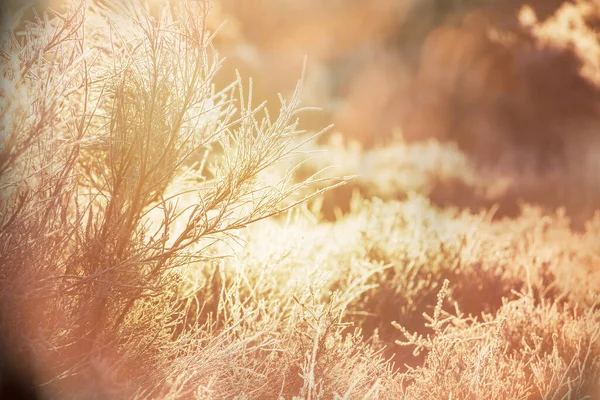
xmin=1 ymin=1 xmax=600 ymax=399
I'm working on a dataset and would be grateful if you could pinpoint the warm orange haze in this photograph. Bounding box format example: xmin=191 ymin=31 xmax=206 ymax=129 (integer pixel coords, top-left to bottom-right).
xmin=1 ymin=0 xmax=600 ymax=399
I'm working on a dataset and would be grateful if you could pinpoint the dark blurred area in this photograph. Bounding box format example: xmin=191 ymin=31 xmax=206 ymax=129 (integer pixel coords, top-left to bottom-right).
xmin=0 ymin=343 xmax=42 ymax=400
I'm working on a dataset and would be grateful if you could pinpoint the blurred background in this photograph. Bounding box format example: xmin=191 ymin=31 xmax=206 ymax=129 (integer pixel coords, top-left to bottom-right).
xmin=201 ymin=0 xmax=600 ymax=227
